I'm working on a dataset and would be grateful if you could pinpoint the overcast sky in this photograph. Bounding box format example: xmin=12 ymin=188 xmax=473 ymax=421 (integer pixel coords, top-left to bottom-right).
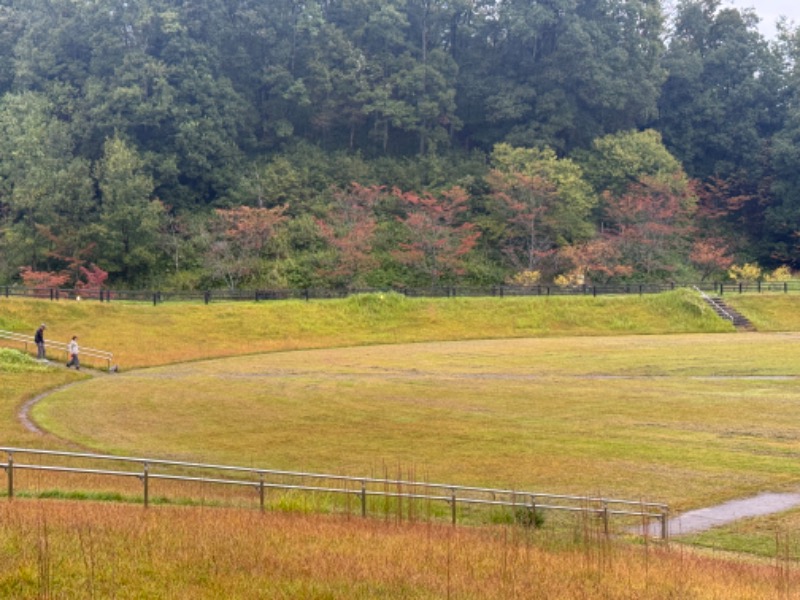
xmin=725 ymin=0 xmax=799 ymax=38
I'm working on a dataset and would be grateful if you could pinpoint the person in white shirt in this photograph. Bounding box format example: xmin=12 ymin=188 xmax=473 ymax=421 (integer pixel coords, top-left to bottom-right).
xmin=66 ymin=336 xmax=80 ymax=370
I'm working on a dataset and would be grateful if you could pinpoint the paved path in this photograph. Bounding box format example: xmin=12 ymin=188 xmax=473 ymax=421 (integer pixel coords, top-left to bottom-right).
xmin=643 ymin=492 xmax=800 ymax=537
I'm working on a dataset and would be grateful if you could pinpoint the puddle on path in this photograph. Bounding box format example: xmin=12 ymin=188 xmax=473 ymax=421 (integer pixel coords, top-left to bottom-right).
xmin=642 ymin=492 xmax=800 ymax=537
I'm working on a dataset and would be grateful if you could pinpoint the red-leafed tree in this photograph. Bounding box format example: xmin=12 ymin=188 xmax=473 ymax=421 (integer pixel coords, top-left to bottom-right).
xmin=487 ymin=170 xmax=560 ymax=273
xmin=76 ymin=263 xmax=109 ymax=295
xmin=486 ymin=144 xmax=597 ymax=280
xmin=690 ymin=239 xmax=735 ymax=281
xmin=392 ymin=186 xmax=480 ymax=286
xmin=559 ymin=238 xmax=633 ymax=285
xmin=315 ymin=183 xmax=381 ymax=288
xmin=18 ymin=267 xmax=70 ymax=296
xmin=205 ymin=205 xmax=288 ymax=289
xmin=694 ymin=176 xmax=756 ymax=256
xmin=601 ymin=175 xmax=697 ymax=279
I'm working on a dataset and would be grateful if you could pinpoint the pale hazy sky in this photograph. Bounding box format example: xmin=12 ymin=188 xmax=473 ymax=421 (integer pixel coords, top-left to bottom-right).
xmin=725 ymin=0 xmax=799 ymax=38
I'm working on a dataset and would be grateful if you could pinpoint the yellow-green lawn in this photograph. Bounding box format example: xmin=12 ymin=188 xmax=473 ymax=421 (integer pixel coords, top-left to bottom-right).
xmin=33 ymin=332 xmax=800 ymax=512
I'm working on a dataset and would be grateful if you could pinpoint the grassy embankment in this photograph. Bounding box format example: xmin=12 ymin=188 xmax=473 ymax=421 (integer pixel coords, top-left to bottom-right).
xmin=727 ymin=294 xmax=800 ymax=332
xmin=0 ymin=289 xmax=732 ymax=369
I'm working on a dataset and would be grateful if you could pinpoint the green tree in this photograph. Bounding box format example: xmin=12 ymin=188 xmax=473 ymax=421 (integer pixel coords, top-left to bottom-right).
xmin=461 ymin=0 xmax=665 ymax=151
xmin=763 ymin=23 xmax=800 ymax=267
xmin=658 ymin=0 xmax=783 ymax=180
xmin=487 ymin=144 xmax=597 ymax=277
xmin=93 ymin=135 xmax=164 ymax=284
xmin=574 ymin=129 xmax=686 ymax=197
xmin=0 ymin=92 xmax=94 ymax=281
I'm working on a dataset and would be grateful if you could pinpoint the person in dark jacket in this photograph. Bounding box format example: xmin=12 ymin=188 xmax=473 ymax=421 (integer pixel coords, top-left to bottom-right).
xmin=34 ymin=324 xmax=46 ymax=360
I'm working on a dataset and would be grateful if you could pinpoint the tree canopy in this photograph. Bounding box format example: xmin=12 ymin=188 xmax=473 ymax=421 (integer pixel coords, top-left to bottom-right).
xmin=0 ymin=0 xmax=799 ymax=288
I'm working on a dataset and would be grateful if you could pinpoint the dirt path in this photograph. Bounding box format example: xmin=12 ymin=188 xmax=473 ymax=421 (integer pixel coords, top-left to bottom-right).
xmin=18 ymin=365 xmax=109 ymax=435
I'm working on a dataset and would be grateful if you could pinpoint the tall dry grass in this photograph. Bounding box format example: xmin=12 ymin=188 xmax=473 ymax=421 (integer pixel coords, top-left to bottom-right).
xmin=0 ymin=499 xmax=797 ymax=599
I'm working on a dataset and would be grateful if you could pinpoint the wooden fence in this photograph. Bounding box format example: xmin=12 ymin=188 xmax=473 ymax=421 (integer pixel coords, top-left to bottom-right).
xmin=1 ymin=281 xmax=799 ymax=304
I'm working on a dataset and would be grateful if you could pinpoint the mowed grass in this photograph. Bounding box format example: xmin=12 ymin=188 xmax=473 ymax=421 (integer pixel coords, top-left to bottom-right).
xmin=682 ymin=506 xmax=800 ymax=560
xmin=35 ymin=333 xmax=800 ymax=512
xmin=3 ymin=499 xmax=797 ymax=600
xmin=727 ymin=294 xmax=800 ymax=331
xmin=0 ymin=290 xmax=732 ymax=369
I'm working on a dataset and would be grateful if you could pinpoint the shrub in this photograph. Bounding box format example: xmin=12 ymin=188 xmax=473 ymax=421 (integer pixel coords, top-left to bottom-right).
xmin=0 ymin=349 xmax=48 ymax=373
xmin=507 ymin=270 xmax=542 ymax=287
xmin=727 ymin=263 xmax=762 ymax=283
xmin=764 ymin=265 xmax=793 ymax=282
xmin=489 ymin=506 xmax=545 ymax=528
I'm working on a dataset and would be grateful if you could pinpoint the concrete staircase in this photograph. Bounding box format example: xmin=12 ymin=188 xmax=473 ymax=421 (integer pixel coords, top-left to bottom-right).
xmin=697 ymin=291 xmax=756 ymax=331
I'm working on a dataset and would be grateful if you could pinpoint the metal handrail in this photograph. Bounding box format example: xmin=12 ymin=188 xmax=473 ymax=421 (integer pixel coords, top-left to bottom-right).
xmin=693 ymin=287 xmax=735 ymax=323
xmin=0 ymin=447 xmax=669 ymax=540
xmin=0 ymin=330 xmax=113 ymax=370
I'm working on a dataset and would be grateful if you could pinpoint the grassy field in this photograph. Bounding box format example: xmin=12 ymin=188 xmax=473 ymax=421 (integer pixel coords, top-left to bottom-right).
xmin=3 ymin=291 xmax=800 ymax=595
xmin=32 ymin=333 xmax=800 ymax=512
xmin=683 ymin=506 xmax=800 ymax=560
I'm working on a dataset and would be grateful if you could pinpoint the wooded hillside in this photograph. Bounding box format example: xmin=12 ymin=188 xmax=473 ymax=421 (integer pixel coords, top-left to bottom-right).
xmin=0 ymin=0 xmax=797 ymax=290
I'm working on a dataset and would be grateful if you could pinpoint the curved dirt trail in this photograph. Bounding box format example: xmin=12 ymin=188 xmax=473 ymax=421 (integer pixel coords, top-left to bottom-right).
xmin=18 ymin=366 xmax=109 ymax=434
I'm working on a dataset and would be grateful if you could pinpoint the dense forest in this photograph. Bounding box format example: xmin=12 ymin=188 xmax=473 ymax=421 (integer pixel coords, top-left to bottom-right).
xmin=0 ymin=0 xmax=799 ymax=290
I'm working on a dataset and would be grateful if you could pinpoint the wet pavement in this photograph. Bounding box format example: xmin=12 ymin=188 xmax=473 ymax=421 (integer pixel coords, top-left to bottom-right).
xmin=643 ymin=492 xmax=800 ymax=537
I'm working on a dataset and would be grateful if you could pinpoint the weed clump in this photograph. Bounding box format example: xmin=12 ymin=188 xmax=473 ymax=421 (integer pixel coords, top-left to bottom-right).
xmin=489 ymin=506 xmax=545 ymax=528
xmin=344 ymin=291 xmax=409 ymax=315
xmin=0 ymin=348 xmax=48 ymax=373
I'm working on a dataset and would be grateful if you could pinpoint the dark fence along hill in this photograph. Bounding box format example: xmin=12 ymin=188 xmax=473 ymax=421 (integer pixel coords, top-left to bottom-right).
xmin=2 ymin=281 xmax=798 ymax=305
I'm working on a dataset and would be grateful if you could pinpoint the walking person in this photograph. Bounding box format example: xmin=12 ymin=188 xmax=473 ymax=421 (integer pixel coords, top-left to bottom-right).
xmin=66 ymin=336 xmax=80 ymax=370
xmin=34 ymin=323 xmax=46 ymax=360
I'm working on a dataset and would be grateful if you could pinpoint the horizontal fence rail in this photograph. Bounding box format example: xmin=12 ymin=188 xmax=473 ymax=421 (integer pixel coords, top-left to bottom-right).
xmin=1 ymin=281 xmax=799 ymax=304
xmin=0 ymin=330 xmax=113 ymax=370
xmin=0 ymin=447 xmax=669 ymax=540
